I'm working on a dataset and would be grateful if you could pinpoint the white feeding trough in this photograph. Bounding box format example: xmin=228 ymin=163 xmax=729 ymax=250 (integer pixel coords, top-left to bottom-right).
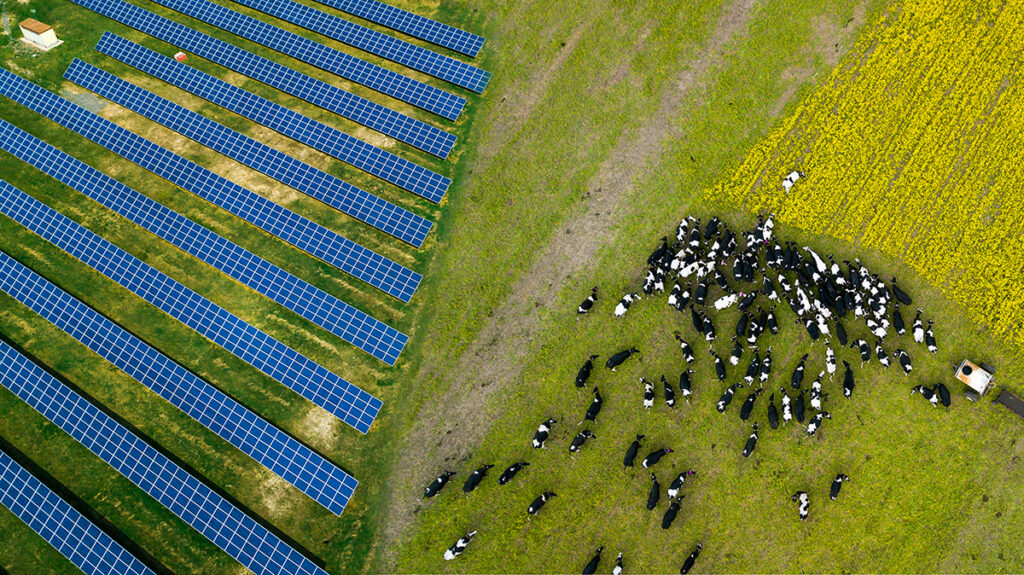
xmin=956 ymin=359 xmax=994 ymax=401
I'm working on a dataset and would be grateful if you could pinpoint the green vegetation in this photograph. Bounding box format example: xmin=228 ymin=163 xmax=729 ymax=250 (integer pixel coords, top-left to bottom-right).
xmin=0 ymin=0 xmax=1022 ymax=573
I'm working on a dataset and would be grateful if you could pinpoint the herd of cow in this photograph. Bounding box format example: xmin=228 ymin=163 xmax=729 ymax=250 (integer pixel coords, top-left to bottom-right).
xmin=421 ymin=210 xmax=945 ymax=572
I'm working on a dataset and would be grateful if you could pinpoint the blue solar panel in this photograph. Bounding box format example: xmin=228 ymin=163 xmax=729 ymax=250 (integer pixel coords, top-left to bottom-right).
xmin=66 ymin=59 xmax=433 ymax=242
xmin=0 ymin=178 xmax=383 ymax=437
xmin=0 ymin=451 xmax=154 ymax=575
xmin=69 ymin=0 xmax=456 ymax=158
xmin=0 ymin=65 xmax=425 ymax=300
xmin=0 ymin=250 xmax=358 ymax=515
xmin=149 ymin=0 xmax=465 ymax=120
xmin=0 ymin=118 xmax=407 ymax=365
xmin=96 ymin=33 xmax=450 ymax=203
xmin=227 ymin=0 xmax=489 ymax=93
xmin=313 ymin=0 xmax=484 ymax=58
xmin=0 ymin=340 xmax=327 ymax=575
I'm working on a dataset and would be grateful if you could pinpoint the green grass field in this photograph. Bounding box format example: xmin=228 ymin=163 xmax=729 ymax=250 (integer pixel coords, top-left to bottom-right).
xmin=0 ymin=0 xmax=1022 ymax=573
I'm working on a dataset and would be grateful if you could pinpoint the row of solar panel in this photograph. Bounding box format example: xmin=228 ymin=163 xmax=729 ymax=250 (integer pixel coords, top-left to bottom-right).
xmin=0 ymin=118 xmax=407 ymax=365
xmin=0 ymin=339 xmax=328 ymax=575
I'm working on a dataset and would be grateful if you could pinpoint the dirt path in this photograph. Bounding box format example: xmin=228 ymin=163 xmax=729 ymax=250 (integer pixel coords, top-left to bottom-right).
xmin=377 ymin=0 xmax=764 ymax=567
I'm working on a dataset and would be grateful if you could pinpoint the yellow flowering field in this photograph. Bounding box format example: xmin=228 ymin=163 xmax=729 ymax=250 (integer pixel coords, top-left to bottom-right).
xmin=709 ymin=0 xmax=1024 ymax=347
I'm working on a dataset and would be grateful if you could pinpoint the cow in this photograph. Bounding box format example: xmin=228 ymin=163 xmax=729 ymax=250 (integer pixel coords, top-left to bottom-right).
xmin=577 ymin=287 xmax=598 ymax=315
xmin=842 ymin=361 xmax=855 ymax=398
xmin=810 ymin=372 xmax=824 ymax=410
xmin=791 ymin=354 xmax=808 ymax=389
xmin=806 ymin=411 xmax=831 ymax=436
xmin=893 ymin=303 xmax=906 ymax=335
xmin=582 ymin=547 xmax=603 ymax=575
xmin=759 ymin=347 xmax=773 ymax=384
xmin=463 ymin=465 xmax=494 ymax=493
xmin=782 ymin=170 xmax=804 ymax=193
xmin=792 ymin=491 xmax=810 ymax=520
xmin=891 ymin=277 xmax=913 ymax=305
xmin=606 ymin=347 xmax=639 ymax=371
xmin=711 ymin=349 xmax=727 ymax=380
xmin=443 ymin=530 xmax=477 ymax=560
xmin=910 ymin=384 xmax=938 ymax=406
xmin=717 ymin=383 xmax=742 ymax=413
xmin=582 ymin=387 xmax=603 ymax=424
xmin=825 ymin=343 xmax=837 ymax=379
xmin=912 ymin=309 xmax=924 ymax=343
xmin=742 ymin=423 xmax=759 ymax=457
xmin=830 ymin=474 xmax=850 ymax=500
xmin=781 ymin=389 xmax=792 ymax=424
xmin=729 ymin=336 xmax=743 ymax=366
xmin=875 ymin=341 xmax=890 ymax=368
xmin=667 ymin=470 xmax=697 ymax=499
xmin=740 ymin=389 xmax=763 ymax=421
xmin=934 ymin=382 xmax=951 ymax=407
xmin=532 ymin=418 xmax=557 ymax=448
xmin=925 ymin=320 xmax=938 ymax=353
xmin=767 ymin=393 xmax=780 ymax=429
xmin=646 ymin=473 xmax=661 ymax=510
xmin=528 ymin=491 xmax=556 ymax=515
xmin=570 ymin=430 xmax=596 ymax=453
xmin=423 ymin=470 xmax=456 ymax=499
xmin=643 ymin=378 xmax=656 ymax=409
xmin=498 ymin=462 xmax=529 ymax=486
xmin=679 ymin=370 xmax=694 ymax=404
xmin=675 ymin=333 xmax=696 ymax=363
xmin=623 ymin=434 xmax=645 ymax=468
xmin=680 ymin=543 xmax=703 ymax=574
xmin=662 ymin=497 xmax=683 ymax=529
xmin=614 ymin=293 xmax=641 ymax=317
xmin=896 ymin=349 xmax=912 ymax=375
xmin=575 ymin=355 xmax=600 ymax=388
xmin=744 ymin=351 xmax=761 ymax=385
xmin=642 ymin=448 xmax=673 ymax=469
xmin=663 ymin=375 xmax=677 ymax=408
xmin=794 ymin=389 xmax=806 ymax=423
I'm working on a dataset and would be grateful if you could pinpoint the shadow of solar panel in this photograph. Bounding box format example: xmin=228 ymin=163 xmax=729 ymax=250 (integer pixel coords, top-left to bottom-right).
xmin=228 ymin=0 xmax=489 ymax=92
xmin=0 ymin=118 xmax=407 ymax=365
xmin=96 ymin=33 xmax=450 ymax=203
xmin=0 ymin=451 xmax=154 ymax=575
xmin=66 ymin=59 xmax=432 ymax=243
xmin=69 ymin=0 xmax=456 ymax=158
xmin=0 ymin=65 xmax=424 ymax=301
xmin=150 ymin=0 xmax=465 ymax=119
xmin=0 ymin=249 xmax=359 ymax=513
xmin=0 ymin=179 xmax=384 ymax=436
xmin=313 ymin=0 xmax=484 ymax=58
xmin=0 ymin=340 xmax=327 ymax=575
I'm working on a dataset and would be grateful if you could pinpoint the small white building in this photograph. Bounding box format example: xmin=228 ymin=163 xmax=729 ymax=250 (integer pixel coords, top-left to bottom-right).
xmin=19 ymin=19 xmax=62 ymax=51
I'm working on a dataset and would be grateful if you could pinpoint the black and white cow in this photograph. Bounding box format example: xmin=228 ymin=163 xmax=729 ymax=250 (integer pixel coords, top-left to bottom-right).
xmin=767 ymin=393 xmax=780 ymax=429
xmin=527 ymin=491 xmax=556 ymax=515
xmin=830 ymin=474 xmax=850 ymax=500
xmin=577 ymin=287 xmax=598 ymax=316
xmin=792 ymin=491 xmax=810 ymax=520
xmin=423 ymin=470 xmax=456 ymax=499
xmin=912 ymin=309 xmax=925 ymax=343
xmin=614 ymin=293 xmax=641 ymax=317
xmin=532 ymin=418 xmax=557 ymax=448
xmin=925 ymin=320 xmax=938 ymax=353
xmin=623 ymin=434 xmax=645 ymax=468
xmin=642 ymin=448 xmax=673 ymax=469
xmin=729 ymin=336 xmax=743 ymax=366
xmin=806 ymin=411 xmax=831 ymax=436
xmin=781 ymin=389 xmax=792 ymax=424
xmin=443 ymin=530 xmax=477 ymax=560
xmin=934 ymin=382 xmax=951 ymax=407
xmin=675 ymin=333 xmax=696 ymax=364
xmin=646 ymin=473 xmax=661 ymax=510
xmin=582 ymin=547 xmax=603 ymax=575
xmin=613 ymin=553 xmax=623 ymax=575
xmin=711 ymin=349 xmax=727 ymax=381
xmin=742 ymin=423 xmax=759 ymax=457
xmin=679 ymin=370 xmax=694 ymax=404
xmin=739 ymin=389 xmax=763 ymax=421
xmin=570 ymin=430 xmax=596 ymax=453
xmin=794 ymin=389 xmax=806 ymax=423
xmin=680 ymin=543 xmax=703 ymax=574
xmin=667 ymin=470 xmax=697 ymax=499
xmin=462 ymin=465 xmax=494 ymax=493
xmin=782 ymin=170 xmax=804 ymax=193
xmin=744 ymin=351 xmax=761 ymax=385
xmin=842 ymin=361 xmax=855 ymax=399
xmin=575 ymin=355 xmax=599 ymax=388
xmin=896 ymin=349 xmax=913 ymax=375
xmin=875 ymin=340 xmax=890 ymax=369
xmin=791 ymin=354 xmax=808 ymax=389
xmin=810 ymin=372 xmax=824 ymax=410
xmin=717 ymin=383 xmax=742 ymax=413
xmin=498 ymin=462 xmax=529 ymax=485
xmin=643 ymin=378 xmax=656 ymax=409
xmin=606 ymin=347 xmax=639 ymax=371
xmin=662 ymin=497 xmax=683 ymax=529
xmin=759 ymin=347 xmax=773 ymax=384
xmin=910 ymin=384 xmax=938 ymax=406
xmin=663 ymin=375 xmax=676 ymax=408
xmin=825 ymin=343 xmax=837 ymax=380
xmin=582 ymin=387 xmax=603 ymax=424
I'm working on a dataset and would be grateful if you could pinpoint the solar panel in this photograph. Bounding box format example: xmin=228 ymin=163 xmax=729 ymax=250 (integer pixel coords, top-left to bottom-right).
xmin=149 ymin=0 xmax=465 ymax=120
xmin=312 ymin=0 xmax=484 ymax=58
xmin=0 ymin=451 xmax=154 ymax=575
xmin=96 ymin=33 xmax=450 ymax=203
xmin=0 ymin=65 xmax=425 ymax=301
xmin=227 ymin=0 xmax=489 ymax=93
xmin=68 ymin=0 xmax=456 ymax=158
xmin=0 ymin=178 xmax=383 ymax=439
xmin=0 ymin=118 xmax=407 ymax=365
xmin=0 ymin=250 xmax=358 ymax=515
xmin=66 ymin=59 xmax=433 ymax=242
xmin=0 ymin=339 xmax=327 ymax=575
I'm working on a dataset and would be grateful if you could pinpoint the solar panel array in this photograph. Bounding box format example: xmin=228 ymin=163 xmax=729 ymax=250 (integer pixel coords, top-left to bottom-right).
xmin=66 ymin=59 xmax=432 ymax=243
xmin=0 ymin=66 xmax=425 ymax=301
xmin=0 ymin=118 xmax=407 ymax=365
xmin=149 ymin=0 xmax=465 ymax=120
xmin=0 ymin=339 xmax=328 ymax=575
xmin=228 ymin=0 xmax=489 ymax=92
xmin=0 ymin=178 xmax=383 ymax=435
xmin=0 ymin=249 xmax=358 ymax=515
xmin=68 ymin=0 xmax=457 ymax=158
xmin=0 ymin=450 xmax=154 ymax=575
xmin=96 ymin=33 xmax=450 ymax=203
xmin=313 ymin=0 xmax=484 ymax=58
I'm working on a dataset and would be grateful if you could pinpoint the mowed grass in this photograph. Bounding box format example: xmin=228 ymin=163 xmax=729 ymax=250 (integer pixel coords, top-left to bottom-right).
xmin=390 ymin=0 xmax=1024 ymax=573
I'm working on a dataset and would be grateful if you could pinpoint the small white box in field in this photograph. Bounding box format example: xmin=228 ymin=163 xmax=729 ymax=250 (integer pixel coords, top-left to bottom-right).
xmin=19 ymin=19 xmax=63 ymax=51
xmin=174 ymin=52 xmax=187 ymax=62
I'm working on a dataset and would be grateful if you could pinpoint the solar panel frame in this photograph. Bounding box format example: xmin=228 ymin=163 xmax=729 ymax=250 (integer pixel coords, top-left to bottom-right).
xmin=65 ymin=59 xmax=434 ymax=241
xmin=149 ymin=0 xmax=466 ymax=119
xmin=68 ymin=0 xmax=456 ymax=158
xmin=0 ymin=65 xmax=425 ymax=301
xmin=227 ymin=0 xmax=489 ymax=92
xmin=0 ymin=178 xmax=383 ymax=435
xmin=0 ymin=249 xmax=359 ymax=514
xmin=96 ymin=34 xmax=450 ymax=203
xmin=0 ymin=117 xmax=407 ymax=365
xmin=312 ymin=0 xmax=484 ymax=58
xmin=0 ymin=450 xmax=155 ymax=575
xmin=0 ymin=339 xmax=327 ymax=575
